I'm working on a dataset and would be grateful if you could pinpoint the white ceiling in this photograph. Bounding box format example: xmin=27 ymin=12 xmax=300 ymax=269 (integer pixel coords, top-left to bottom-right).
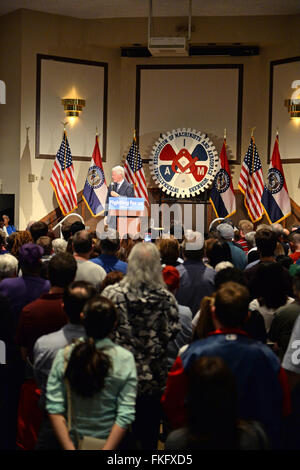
xmin=0 ymin=0 xmax=300 ymax=19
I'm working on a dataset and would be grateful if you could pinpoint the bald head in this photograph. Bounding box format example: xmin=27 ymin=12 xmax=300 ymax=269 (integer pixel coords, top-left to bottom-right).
xmin=73 ymin=230 xmax=93 ymax=254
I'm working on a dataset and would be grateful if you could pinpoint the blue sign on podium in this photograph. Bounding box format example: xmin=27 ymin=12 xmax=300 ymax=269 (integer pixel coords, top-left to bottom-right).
xmin=108 ymin=197 xmax=144 ymax=212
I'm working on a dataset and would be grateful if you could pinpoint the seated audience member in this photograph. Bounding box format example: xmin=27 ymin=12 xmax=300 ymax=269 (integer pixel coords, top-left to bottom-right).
xmin=36 ymin=236 xmax=53 ymax=262
xmin=237 ymin=220 xmax=254 ymax=254
xmin=268 ymin=272 xmax=300 ymax=360
xmin=10 ymin=231 xmax=33 ymax=259
xmin=72 ymin=230 xmax=106 ymax=291
xmin=29 ymin=221 xmax=48 ymax=243
xmin=100 ymin=271 xmax=124 ymax=292
xmin=33 ymin=281 xmax=96 ymax=449
xmin=2 ymin=214 xmax=16 ymax=237
xmin=0 ymin=254 xmax=18 ymax=281
xmin=162 ymin=266 xmax=192 ymax=368
xmin=46 ymin=296 xmax=137 ymax=450
xmin=90 ymin=229 xmax=127 ymax=274
xmin=165 ymin=357 xmax=269 ymax=450
xmin=175 ymin=230 xmax=215 ymax=317
xmin=249 ymin=262 xmax=294 ymax=333
xmin=205 ymin=239 xmax=233 ymax=269
xmin=102 ymin=242 xmax=179 ymax=450
xmin=159 ymin=237 xmax=182 ymax=267
xmin=52 ymin=238 xmax=67 ymax=255
xmin=16 ymin=252 xmax=77 ymax=362
xmin=289 ymin=232 xmax=300 ymax=264
xmin=216 ymin=224 xmax=247 ymax=270
xmin=0 ymin=243 xmax=50 ymax=326
xmin=245 ymin=229 xmax=293 ymax=300
xmin=162 ymin=282 xmax=290 ymax=449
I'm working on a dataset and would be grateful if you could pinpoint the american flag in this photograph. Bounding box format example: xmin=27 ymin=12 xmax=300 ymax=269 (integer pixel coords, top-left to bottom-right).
xmin=50 ymin=131 xmax=77 ymax=216
xmin=124 ymin=139 xmax=149 ymax=205
xmin=238 ymin=137 xmax=264 ymax=223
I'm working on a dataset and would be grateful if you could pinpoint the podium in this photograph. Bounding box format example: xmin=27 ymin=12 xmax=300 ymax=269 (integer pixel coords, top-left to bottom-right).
xmin=108 ymin=197 xmax=146 ymax=238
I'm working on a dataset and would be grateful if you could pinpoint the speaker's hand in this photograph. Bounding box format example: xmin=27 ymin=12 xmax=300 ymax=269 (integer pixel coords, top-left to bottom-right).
xmin=111 ymin=191 xmax=119 ymax=197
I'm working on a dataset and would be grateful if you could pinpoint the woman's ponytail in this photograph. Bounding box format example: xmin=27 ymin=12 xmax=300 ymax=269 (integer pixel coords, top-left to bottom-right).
xmin=65 ymin=338 xmax=111 ymax=398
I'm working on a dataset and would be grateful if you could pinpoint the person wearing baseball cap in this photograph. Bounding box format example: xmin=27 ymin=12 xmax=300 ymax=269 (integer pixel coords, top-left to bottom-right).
xmin=217 ymin=223 xmax=247 ymax=271
xmin=162 ymin=265 xmax=192 ymax=368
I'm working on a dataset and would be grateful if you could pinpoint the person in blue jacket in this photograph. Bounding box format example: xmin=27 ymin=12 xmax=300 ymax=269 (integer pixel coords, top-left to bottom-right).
xmin=2 ymin=215 xmax=16 ymax=236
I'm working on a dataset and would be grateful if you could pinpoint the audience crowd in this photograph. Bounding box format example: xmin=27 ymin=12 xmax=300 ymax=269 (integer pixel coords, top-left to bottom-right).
xmin=1 ymin=216 xmax=300 ymax=451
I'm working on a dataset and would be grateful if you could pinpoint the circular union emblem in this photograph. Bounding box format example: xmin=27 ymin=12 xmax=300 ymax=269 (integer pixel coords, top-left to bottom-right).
xmin=87 ymin=166 xmax=105 ymax=189
xmin=149 ymin=128 xmax=218 ymax=197
xmin=266 ymin=168 xmax=284 ymax=194
xmin=214 ymin=168 xmax=230 ymax=194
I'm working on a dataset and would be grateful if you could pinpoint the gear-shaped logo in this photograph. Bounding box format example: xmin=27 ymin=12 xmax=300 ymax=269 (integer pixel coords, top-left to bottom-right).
xmin=149 ymin=128 xmax=219 ymax=198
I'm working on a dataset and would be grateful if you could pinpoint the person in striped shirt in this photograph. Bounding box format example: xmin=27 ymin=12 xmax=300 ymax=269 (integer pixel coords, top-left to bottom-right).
xmin=237 ymin=219 xmax=254 ymax=254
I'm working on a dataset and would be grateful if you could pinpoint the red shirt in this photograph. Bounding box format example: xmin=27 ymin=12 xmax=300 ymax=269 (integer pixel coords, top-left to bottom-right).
xmin=16 ymin=292 xmax=68 ymax=359
xmin=289 ymin=251 xmax=300 ymax=263
xmin=237 ymin=237 xmax=249 ymax=254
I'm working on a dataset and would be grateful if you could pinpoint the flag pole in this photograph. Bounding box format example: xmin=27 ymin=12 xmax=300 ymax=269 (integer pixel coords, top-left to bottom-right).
xmin=61 ymin=121 xmax=69 ymax=187
xmin=250 ymin=127 xmax=256 ymax=194
xmin=133 ymin=129 xmax=137 ymax=189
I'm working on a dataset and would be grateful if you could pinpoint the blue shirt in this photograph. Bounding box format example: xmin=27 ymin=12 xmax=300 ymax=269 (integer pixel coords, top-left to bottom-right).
xmin=181 ymin=331 xmax=283 ymax=448
xmin=228 ymin=241 xmax=247 ymax=270
xmin=90 ymin=254 xmax=127 ymax=274
xmin=176 ymin=260 xmax=215 ymax=317
xmin=33 ymin=323 xmax=86 ymax=408
xmin=46 ymin=337 xmax=137 ymax=440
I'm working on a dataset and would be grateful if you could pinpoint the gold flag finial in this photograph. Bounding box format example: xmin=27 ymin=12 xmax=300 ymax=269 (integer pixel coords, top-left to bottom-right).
xmin=133 ymin=129 xmax=136 ymax=141
xmin=224 ymin=128 xmax=227 ymax=140
xmin=61 ymin=121 xmax=69 ymax=132
xmin=251 ymin=126 xmax=256 ymax=137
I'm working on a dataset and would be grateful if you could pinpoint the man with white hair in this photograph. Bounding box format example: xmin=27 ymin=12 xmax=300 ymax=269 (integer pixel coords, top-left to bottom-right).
xmin=176 ymin=230 xmax=215 ymax=317
xmin=0 ymin=253 xmax=18 ymax=281
xmin=105 ymin=166 xmax=135 ymax=227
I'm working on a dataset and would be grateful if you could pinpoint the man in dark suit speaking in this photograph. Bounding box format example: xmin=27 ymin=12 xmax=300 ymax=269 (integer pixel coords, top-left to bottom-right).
xmin=105 ymin=165 xmax=135 ymax=228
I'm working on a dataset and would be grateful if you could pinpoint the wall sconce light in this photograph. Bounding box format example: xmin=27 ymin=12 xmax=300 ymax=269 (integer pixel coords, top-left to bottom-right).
xmin=284 ymin=98 xmax=300 ymax=118
xmin=61 ymin=98 xmax=85 ymax=117
xmin=285 ymin=80 xmax=300 ymax=118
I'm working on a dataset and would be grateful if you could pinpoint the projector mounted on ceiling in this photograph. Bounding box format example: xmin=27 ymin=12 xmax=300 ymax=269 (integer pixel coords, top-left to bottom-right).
xmin=147 ymin=0 xmax=192 ymax=57
xmin=148 ymin=37 xmax=189 ymax=57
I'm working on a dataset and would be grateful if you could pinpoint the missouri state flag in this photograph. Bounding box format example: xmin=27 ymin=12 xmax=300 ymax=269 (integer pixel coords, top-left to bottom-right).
xmin=210 ymin=138 xmax=236 ymax=219
xmin=261 ymin=135 xmax=291 ymax=224
xmin=82 ymin=135 xmax=108 ymax=217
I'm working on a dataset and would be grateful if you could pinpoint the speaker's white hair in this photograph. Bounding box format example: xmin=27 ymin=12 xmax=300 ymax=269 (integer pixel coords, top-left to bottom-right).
xmin=124 ymin=242 xmax=165 ymax=289
xmin=112 ymin=166 xmax=125 ymax=177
